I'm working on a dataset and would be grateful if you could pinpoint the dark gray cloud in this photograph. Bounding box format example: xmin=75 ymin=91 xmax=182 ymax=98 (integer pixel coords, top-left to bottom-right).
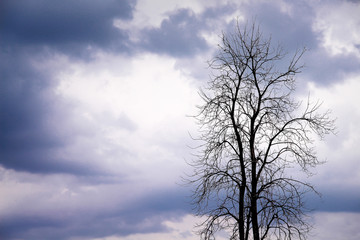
xmin=140 ymin=8 xmax=209 ymax=57
xmin=305 ymin=186 xmax=360 ymax=213
xmin=0 ymin=49 xmax=64 ymax=173
xmin=304 ymin=49 xmax=360 ymax=85
xmin=249 ymin=1 xmax=317 ymax=50
xmin=0 ymin=0 xmax=135 ymax=56
xmin=319 ymin=190 xmax=360 ymax=212
xmin=0 ymin=215 xmax=66 ymax=240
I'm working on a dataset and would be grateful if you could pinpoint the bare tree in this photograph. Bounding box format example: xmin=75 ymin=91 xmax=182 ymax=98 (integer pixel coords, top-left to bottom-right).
xmin=187 ymin=22 xmax=335 ymax=240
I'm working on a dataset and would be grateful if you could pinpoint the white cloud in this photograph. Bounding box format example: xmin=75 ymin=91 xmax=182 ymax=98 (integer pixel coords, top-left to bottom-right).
xmin=313 ymin=1 xmax=360 ymax=57
xmin=54 ymin=51 xmax=200 ymax=185
xmin=305 ymin=76 xmax=360 ymax=189
xmin=89 ymin=214 xmax=229 ymax=240
xmin=312 ymin=212 xmax=360 ymax=240
xmin=72 ymin=212 xmax=360 ymax=240
xmin=0 ymin=167 xmax=142 ymax=219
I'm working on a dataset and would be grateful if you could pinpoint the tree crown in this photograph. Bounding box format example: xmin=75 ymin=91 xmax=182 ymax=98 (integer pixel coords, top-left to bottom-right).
xmin=188 ymin=21 xmax=335 ymax=240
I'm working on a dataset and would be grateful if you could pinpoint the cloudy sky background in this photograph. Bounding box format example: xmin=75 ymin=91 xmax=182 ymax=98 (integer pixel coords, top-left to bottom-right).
xmin=1 ymin=0 xmax=360 ymax=239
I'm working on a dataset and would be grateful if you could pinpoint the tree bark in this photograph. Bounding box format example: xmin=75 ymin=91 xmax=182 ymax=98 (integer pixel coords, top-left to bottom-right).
xmin=239 ymin=184 xmax=246 ymax=240
xmin=250 ymin=125 xmax=260 ymax=240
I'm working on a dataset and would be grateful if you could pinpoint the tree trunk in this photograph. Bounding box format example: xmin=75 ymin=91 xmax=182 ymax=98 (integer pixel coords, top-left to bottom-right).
xmin=251 ymin=176 xmax=260 ymax=240
xmin=250 ymin=119 xmax=260 ymax=240
xmin=239 ymin=184 xmax=245 ymax=240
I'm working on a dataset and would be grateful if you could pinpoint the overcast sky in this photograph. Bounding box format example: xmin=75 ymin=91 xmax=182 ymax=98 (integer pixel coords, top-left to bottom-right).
xmin=1 ymin=0 xmax=360 ymax=239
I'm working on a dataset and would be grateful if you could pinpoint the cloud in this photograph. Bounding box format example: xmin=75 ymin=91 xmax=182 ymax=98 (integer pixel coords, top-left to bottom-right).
xmin=313 ymin=1 xmax=360 ymax=57
xmin=1 ymin=49 xmax=200 ymax=177
xmin=0 ymin=0 xmax=138 ymax=174
xmin=91 ymin=214 xmax=229 ymax=240
xmin=115 ymin=1 xmax=242 ymax=58
xmin=304 ymin=0 xmax=360 ymax=84
xmin=0 ymin=50 xmax=124 ymax=175
xmin=0 ymin=50 xmax=199 ymax=239
xmin=222 ymin=0 xmax=360 ymax=85
xmin=242 ymin=0 xmax=317 ymax=50
xmin=0 ymin=50 xmax=69 ymax=173
xmin=139 ymin=8 xmax=209 ymax=57
xmin=0 ymin=0 xmax=135 ymax=56
xmin=0 ymin=167 xmax=191 ymax=239
xmin=54 ymin=52 xmax=199 ymax=180
xmin=312 ymin=212 xmax=360 ymax=240
xmin=303 ymin=76 xmax=360 ymax=212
